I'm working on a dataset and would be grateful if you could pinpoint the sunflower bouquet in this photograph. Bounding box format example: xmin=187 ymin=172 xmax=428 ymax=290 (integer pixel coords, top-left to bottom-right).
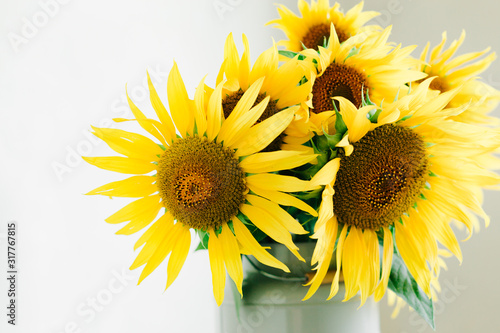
xmin=83 ymin=0 xmax=500 ymax=329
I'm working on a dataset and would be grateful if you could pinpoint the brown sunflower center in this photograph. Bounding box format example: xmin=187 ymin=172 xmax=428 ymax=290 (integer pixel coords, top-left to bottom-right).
xmin=222 ymin=90 xmax=283 ymax=152
xmin=157 ymin=136 xmax=246 ymax=230
xmin=302 ymin=23 xmax=349 ymax=50
xmin=417 ymin=76 xmax=449 ymax=93
xmin=333 ymin=124 xmax=428 ymax=230
xmin=311 ymin=63 xmax=367 ymax=113
xmin=429 ymin=77 xmax=449 ymax=92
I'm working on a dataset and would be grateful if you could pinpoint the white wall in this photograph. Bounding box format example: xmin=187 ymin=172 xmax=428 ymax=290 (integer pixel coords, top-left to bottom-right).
xmin=1 ymin=0 xmax=498 ymax=332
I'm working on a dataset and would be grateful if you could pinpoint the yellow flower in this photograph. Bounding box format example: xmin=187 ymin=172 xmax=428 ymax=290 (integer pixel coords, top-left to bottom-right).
xmin=416 ymin=30 xmax=500 ymax=124
xmin=83 ymin=63 xmax=319 ymax=306
xmin=303 ymin=78 xmax=500 ymax=306
xmin=283 ymin=25 xmax=426 ymax=148
xmin=217 ymin=33 xmax=313 ymax=152
xmin=269 ymin=0 xmax=381 ymax=51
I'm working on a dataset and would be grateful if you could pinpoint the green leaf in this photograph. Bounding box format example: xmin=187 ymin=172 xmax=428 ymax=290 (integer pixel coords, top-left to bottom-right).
xmin=387 ymin=251 xmax=435 ymax=330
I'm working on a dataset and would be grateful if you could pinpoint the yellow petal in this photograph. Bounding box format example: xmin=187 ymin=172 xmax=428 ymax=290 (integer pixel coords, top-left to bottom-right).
xmin=223 ymin=33 xmax=240 ymax=82
xmin=309 ymin=158 xmax=340 ymax=187
xmin=86 ymin=175 xmax=157 ymax=198
xmin=91 ymin=126 xmax=163 ymax=160
xmin=246 ymin=194 xmax=307 ymax=235
xmin=137 ymin=221 xmax=183 ymax=284
xmin=328 ymin=223 xmax=348 ymax=300
xmin=314 ymin=184 xmax=334 ymax=233
xmin=240 ymin=204 xmax=304 ymax=262
xmin=342 ymin=227 xmax=363 ymax=301
xmin=167 ymin=62 xmax=193 ymax=137
xmin=206 ymin=81 xmax=224 ymax=141
xmin=193 ymin=75 xmax=208 ymax=136
xmin=126 ymin=89 xmax=168 ymax=146
xmin=246 ymin=173 xmax=318 ymax=192
xmin=303 ymin=218 xmax=337 ymax=301
xmin=83 ymin=156 xmax=156 ymax=174
xmin=219 ymin=224 xmax=244 ymax=297
xmin=165 ymin=224 xmax=191 ymax=290
xmin=240 ymin=150 xmax=318 ymax=174
xmin=239 ymin=34 xmax=251 ymax=89
xmin=147 ymin=71 xmax=176 ymax=143
xmin=233 ymin=107 xmax=296 ymax=156
xmin=218 ymin=78 xmax=266 ymax=145
xmin=247 ymin=186 xmax=317 ymax=217
xmin=108 ymin=197 xmax=163 ymax=236
xmin=208 ymin=229 xmax=226 ymax=306
xmin=232 ymin=216 xmax=289 ymax=272
xmin=131 ymin=213 xmax=174 ymax=269
xmin=374 ymin=226 xmax=394 ymax=302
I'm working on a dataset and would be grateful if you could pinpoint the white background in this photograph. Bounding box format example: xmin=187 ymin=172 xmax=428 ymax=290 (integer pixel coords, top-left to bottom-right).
xmin=1 ymin=0 xmax=499 ymax=332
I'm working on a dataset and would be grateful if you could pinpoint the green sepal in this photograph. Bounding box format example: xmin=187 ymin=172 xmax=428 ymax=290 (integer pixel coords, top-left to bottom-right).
xmin=345 ymin=46 xmax=360 ymax=61
xmin=195 ymin=229 xmax=210 ymax=251
xmin=387 ymin=251 xmax=435 ymax=330
xmin=278 ymin=50 xmax=306 ymax=61
xmin=334 ymin=110 xmax=348 ymax=134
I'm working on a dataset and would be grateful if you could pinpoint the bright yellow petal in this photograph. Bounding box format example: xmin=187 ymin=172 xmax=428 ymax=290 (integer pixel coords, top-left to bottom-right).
xmin=218 ymin=78 xmax=266 ymax=145
xmin=246 ymin=194 xmax=307 ymax=235
xmin=374 ymin=226 xmax=393 ymax=301
xmin=309 ymin=158 xmax=340 ymax=187
xmin=193 ymin=75 xmax=208 ymax=136
xmin=240 ymin=150 xmax=317 ymax=174
xmin=91 ymin=126 xmax=163 ymax=161
xmin=147 ymin=71 xmax=176 ymax=143
xmin=303 ymin=218 xmax=337 ymax=301
xmin=165 ymin=224 xmax=191 ymax=290
xmin=328 ymin=223 xmax=348 ymax=300
xmin=126 ymin=89 xmax=168 ymax=146
xmin=131 ymin=213 xmax=174 ymax=269
xmin=208 ymin=229 xmax=226 ymax=306
xmin=342 ymin=226 xmax=363 ymax=301
xmin=219 ymin=224 xmax=244 ymax=297
xmin=206 ymin=81 xmax=224 ymax=141
xmin=233 ymin=107 xmax=297 ymax=156
xmin=86 ymin=175 xmax=157 ymax=198
xmin=83 ymin=156 xmax=156 ymax=174
xmin=240 ymin=203 xmax=304 ymax=262
xmin=232 ymin=216 xmax=289 ymax=272
xmin=247 ymin=186 xmax=317 ymax=217
xmin=167 ymin=62 xmax=193 ymax=137
xmin=136 ymin=220 xmax=183 ymax=284
xmin=246 ymin=173 xmax=318 ymax=192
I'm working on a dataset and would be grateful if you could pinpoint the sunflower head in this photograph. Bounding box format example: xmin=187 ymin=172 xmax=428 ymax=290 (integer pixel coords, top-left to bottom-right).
xmin=303 ymin=79 xmax=500 ymax=308
xmin=269 ymin=0 xmax=381 ymax=52
xmin=416 ymin=30 xmax=500 ymax=124
xmin=84 ymin=60 xmax=321 ymax=306
xmin=216 ymin=33 xmax=313 ymax=152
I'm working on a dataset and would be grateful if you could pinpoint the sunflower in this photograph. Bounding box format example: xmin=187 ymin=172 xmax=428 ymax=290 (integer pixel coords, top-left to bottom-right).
xmin=302 ymin=78 xmax=500 ymax=306
xmin=282 ymin=25 xmax=426 ymax=150
xmin=416 ymin=30 xmax=500 ymax=124
xmin=269 ymin=0 xmax=381 ymax=52
xmin=83 ymin=63 xmax=320 ymax=305
xmin=217 ymin=33 xmax=313 ymax=152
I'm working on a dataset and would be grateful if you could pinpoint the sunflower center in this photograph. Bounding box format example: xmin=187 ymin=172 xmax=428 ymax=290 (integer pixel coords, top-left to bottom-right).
xmin=157 ymin=136 xmax=246 ymax=230
xmin=333 ymin=124 xmax=428 ymax=230
xmin=302 ymin=23 xmax=348 ymax=50
xmin=311 ymin=63 xmax=367 ymax=113
xmin=222 ymin=90 xmax=283 ymax=152
xmin=429 ymin=77 xmax=449 ymax=92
